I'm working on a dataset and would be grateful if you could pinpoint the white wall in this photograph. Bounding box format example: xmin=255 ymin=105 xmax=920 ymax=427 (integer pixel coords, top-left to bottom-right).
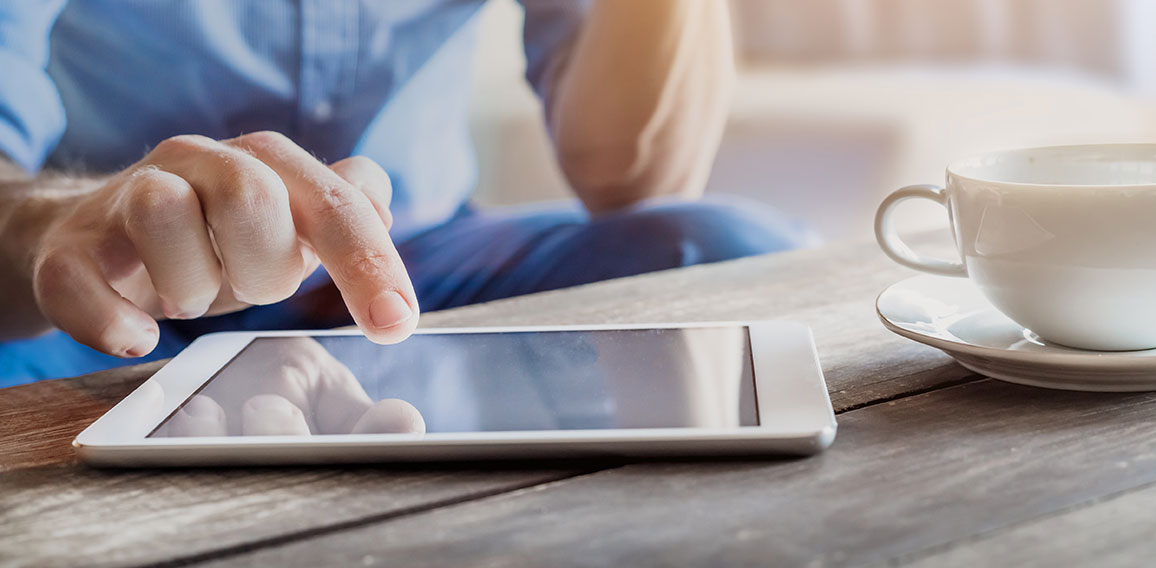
xmin=468 ymin=0 xmax=1156 ymax=241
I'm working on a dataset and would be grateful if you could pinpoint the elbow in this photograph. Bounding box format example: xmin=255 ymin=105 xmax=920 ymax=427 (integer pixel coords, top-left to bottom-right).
xmin=559 ymin=138 xmax=643 ymax=191
xmin=559 ymin=139 xmax=658 ymax=214
xmin=558 ymin=135 xmax=710 ymax=215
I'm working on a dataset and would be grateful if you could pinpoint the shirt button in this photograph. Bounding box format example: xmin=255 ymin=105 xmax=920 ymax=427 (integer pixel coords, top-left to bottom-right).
xmin=312 ymin=101 xmax=333 ymax=121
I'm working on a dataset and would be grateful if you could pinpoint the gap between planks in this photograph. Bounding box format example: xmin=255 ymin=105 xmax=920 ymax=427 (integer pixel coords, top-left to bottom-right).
xmin=136 ymin=469 xmax=600 ymax=568
xmin=161 ymin=370 xmax=986 ymax=568
xmin=193 ymin=378 xmax=1156 ymax=567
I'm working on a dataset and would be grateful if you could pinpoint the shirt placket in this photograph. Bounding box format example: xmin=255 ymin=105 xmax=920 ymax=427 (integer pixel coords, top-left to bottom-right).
xmin=298 ymin=0 xmax=358 ymax=134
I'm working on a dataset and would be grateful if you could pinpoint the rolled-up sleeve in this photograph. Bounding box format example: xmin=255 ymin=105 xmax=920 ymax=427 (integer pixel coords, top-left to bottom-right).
xmin=0 ymin=1 xmax=67 ymax=172
xmin=517 ymin=0 xmax=590 ymax=105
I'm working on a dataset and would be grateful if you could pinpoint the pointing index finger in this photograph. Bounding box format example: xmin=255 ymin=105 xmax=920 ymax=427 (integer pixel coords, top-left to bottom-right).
xmin=226 ymin=132 xmax=418 ymax=343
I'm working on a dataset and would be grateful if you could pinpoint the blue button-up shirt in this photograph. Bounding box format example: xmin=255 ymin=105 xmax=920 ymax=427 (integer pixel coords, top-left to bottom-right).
xmin=0 ymin=0 xmax=587 ymax=239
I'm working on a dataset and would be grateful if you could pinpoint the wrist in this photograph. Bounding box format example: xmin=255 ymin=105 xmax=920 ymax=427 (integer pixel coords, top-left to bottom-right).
xmin=1 ymin=194 xmax=70 ymax=276
xmin=0 ymin=177 xmax=101 ymax=339
xmin=0 ymin=181 xmax=90 ymax=285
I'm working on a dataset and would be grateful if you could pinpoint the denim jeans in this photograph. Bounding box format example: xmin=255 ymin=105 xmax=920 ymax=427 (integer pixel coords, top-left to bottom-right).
xmin=0 ymin=198 xmax=817 ymax=387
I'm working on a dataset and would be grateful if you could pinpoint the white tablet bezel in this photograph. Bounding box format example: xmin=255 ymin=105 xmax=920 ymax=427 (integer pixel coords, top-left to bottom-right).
xmin=75 ymin=320 xmax=836 ymax=466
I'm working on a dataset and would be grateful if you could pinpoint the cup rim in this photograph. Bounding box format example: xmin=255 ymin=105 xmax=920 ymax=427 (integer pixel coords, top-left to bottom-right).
xmin=946 ymin=143 xmax=1156 ymax=189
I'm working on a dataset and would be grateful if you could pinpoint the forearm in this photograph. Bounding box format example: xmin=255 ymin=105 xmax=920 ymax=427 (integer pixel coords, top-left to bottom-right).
xmin=549 ymin=0 xmax=735 ymax=213
xmin=0 ymin=160 xmax=103 ymax=339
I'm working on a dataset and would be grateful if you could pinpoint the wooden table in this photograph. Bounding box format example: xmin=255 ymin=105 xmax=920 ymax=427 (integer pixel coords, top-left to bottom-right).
xmin=6 ymin=234 xmax=1156 ymax=567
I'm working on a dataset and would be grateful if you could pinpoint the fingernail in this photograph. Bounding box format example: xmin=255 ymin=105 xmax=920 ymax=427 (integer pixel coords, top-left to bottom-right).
xmin=125 ymin=331 xmax=157 ymax=358
xmin=161 ymin=298 xmax=210 ymax=320
xmin=369 ymin=291 xmax=413 ymax=329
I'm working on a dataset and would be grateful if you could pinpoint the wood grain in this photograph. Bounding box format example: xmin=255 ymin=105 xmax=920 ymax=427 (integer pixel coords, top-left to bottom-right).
xmin=1 ymin=233 xmax=989 ymax=567
xmin=0 ymin=366 xmax=583 ymax=568
xmin=0 ymin=360 xmax=164 ymax=471
xmin=0 ymin=463 xmax=582 ymax=568
xmin=208 ymin=380 xmax=1156 ymax=567
xmin=898 ymin=482 xmax=1156 ymax=567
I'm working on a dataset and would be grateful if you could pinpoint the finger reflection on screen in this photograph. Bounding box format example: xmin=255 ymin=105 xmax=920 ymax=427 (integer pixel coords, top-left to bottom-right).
xmin=152 ymin=327 xmax=758 ymax=438
xmin=165 ymin=394 xmax=227 ymax=437
xmin=159 ymin=337 xmax=426 ymax=437
xmin=351 ymin=398 xmax=426 ymax=434
xmin=242 ymin=394 xmax=311 ymax=436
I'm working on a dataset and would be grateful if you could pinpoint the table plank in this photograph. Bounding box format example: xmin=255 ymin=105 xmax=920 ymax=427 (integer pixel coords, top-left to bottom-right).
xmin=207 ymin=380 xmax=1156 ymax=567
xmin=0 ymin=463 xmax=582 ymax=568
xmin=900 ymin=482 xmax=1156 ymax=567
xmin=2 ymin=233 xmax=984 ymax=567
xmin=0 ymin=360 xmax=164 ymax=471
xmin=0 ymin=367 xmax=581 ymax=568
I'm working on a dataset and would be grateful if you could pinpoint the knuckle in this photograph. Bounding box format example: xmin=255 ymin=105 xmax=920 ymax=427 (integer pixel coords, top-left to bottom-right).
xmin=308 ymin=182 xmax=362 ymax=220
xmin=338 ymin=158 xmax=394 ymax=224
xmin=345 ymin=155 xmax=376 ymax=170
xmin=208 ymin=159 xmax=287 ymax=212
xmin=153 ymin=134 xmax=215 ymax=157
xmin=349 ymin=156 xmax=388 ymax=180
xmin=125 ymin=170 xmax=193 ymax=214
xmin=336 ymin=250 xmax=395 ymax=283
xmin=238 ymin=130 xmax=295 ymax=155
xmin=345 ymin=157 xmax=392 ymax=190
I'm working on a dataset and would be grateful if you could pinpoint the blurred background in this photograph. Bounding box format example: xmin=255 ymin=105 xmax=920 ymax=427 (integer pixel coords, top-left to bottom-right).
xmin=468 ymin=0 xmax=1156 ymax=243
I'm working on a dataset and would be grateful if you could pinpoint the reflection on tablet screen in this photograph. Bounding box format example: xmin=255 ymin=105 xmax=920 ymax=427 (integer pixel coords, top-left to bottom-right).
xmin=149 ymin=328 xmax=758 ymax=437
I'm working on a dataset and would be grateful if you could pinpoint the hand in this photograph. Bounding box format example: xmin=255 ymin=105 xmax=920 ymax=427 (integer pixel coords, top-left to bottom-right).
xmin=29 ymin=132 xmax=418 ymax=356
xmin=162 ymin=337 xmax=426 ymax=436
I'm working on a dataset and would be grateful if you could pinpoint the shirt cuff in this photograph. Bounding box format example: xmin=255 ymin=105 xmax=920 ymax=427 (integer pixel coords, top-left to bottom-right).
xmin=0 ymin=50 xmax=66 ymax=172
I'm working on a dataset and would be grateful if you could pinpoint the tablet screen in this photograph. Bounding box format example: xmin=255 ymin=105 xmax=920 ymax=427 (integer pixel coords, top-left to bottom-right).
xmin=150 ymin=327 xmax=758 ymax=437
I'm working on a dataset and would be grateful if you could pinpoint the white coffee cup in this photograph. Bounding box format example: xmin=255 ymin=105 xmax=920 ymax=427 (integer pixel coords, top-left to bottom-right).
xmin=875 ymin=143 xmax=1156 ymax=351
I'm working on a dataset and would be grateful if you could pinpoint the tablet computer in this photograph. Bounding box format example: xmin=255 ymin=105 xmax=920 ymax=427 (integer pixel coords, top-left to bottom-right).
xmin=74 ymin=320 xmax=836 ymax=466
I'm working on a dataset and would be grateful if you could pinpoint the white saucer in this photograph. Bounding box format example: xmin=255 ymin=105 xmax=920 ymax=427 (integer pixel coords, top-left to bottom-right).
xmin=876 ymin=275 xmax=1156 ymax=392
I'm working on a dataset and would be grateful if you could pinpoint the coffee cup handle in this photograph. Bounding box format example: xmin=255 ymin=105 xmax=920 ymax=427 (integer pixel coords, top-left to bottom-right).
xmin=874 ymin=184 xmax=968 ymax=277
